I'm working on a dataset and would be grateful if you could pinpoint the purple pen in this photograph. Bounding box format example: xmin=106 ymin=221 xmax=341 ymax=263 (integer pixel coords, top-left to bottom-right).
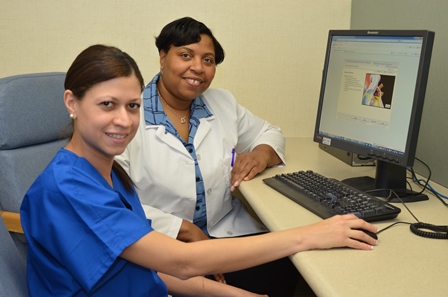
xmin=231 ymin=148 xmax=235 ymax=167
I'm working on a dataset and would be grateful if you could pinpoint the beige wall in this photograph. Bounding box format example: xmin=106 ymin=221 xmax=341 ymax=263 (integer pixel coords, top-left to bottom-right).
xmin=0 ymin=0 xmax=351 ymax=137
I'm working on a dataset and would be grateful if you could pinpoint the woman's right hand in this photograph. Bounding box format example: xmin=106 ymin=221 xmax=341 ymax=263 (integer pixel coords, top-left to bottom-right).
xmin=301 ymin=214 xmax=378 ymax=250
xmin=178 ymin=219 xmax=210 ymax=242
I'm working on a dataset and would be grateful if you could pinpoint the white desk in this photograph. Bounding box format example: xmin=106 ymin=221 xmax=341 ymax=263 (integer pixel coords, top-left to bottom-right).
xmin=239 ymin=137 xmax=448 ymax=297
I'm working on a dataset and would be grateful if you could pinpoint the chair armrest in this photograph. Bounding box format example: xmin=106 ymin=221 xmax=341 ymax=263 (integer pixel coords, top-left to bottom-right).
xmin=0 ymin=211 xmax=24 ymax=234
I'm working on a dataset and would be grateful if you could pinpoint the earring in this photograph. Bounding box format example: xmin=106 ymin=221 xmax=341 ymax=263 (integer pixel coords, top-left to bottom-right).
xmin=70 ymin=114 xmax=74 ymax=119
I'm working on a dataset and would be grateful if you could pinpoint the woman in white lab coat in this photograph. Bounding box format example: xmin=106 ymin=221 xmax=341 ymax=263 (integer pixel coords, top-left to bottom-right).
xmin=116 ymin=16 xmax=296 ymax=296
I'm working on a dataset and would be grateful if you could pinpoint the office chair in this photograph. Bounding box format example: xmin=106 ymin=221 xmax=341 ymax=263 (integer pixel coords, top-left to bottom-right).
xmin=0 ymin=72 xmax=70 ymax=295
xmin=0 ymin=218 xmax=28 ymax=296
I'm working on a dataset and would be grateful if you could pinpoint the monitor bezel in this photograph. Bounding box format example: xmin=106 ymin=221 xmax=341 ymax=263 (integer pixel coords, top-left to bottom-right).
xmin=313 ymin=29 xmax=435 ymax=168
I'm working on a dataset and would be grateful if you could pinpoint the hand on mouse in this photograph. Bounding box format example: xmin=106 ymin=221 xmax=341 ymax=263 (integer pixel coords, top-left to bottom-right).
xmin=353 ymin=229 xmax=378 ymax=241
xmin=299 ymin=214 xmax=378 ymax=250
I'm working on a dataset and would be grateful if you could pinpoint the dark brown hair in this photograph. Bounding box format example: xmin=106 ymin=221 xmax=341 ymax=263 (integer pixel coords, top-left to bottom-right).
xmin=64 ymin=44 xmax=144 ymax=192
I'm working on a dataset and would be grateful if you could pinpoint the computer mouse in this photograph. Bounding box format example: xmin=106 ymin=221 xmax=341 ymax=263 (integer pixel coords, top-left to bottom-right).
xmin=355 ymin=229 xmax=378 ymax=240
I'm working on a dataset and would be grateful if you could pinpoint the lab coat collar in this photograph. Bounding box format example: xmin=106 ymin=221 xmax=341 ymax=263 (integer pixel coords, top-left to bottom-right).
xmin=149 ymin=116 xmax=214 ymax=156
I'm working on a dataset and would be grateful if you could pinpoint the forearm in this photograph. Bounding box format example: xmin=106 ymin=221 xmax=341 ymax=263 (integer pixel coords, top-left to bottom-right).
xmin=180 ymin=215 xmax=377 ymax=277
xmin=159 ymin=274 xmax=264 ymax=297
xmin=252 ymin=144 xmax=282 ymax=167
xmin=181 ymin=228 xmax=303 ymax=276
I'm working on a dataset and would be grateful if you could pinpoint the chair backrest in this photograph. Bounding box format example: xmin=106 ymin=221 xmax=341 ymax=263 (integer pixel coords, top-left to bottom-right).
xmin=0 ymin=218 xmax=29 ymax=296
xmin=0 ymin=72 xmax=71 ymax=283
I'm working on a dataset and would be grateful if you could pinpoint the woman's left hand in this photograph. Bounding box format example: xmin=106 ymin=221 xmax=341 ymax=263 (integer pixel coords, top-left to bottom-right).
xmin=230 ymin=151 xmax=267 ymax=191
xmin=230 ymin=145 xmax=281 ymax=191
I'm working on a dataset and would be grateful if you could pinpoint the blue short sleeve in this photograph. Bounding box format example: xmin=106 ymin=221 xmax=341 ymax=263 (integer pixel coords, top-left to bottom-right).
xmin=21 ymin=150 xmax=168 ymax=296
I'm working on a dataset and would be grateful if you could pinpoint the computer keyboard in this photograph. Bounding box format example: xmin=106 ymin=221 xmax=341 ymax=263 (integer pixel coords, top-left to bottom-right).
xmin=263 ymin=170 xmax=401 ymax=222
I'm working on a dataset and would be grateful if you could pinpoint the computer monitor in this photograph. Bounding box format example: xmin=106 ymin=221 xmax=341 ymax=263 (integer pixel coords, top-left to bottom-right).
xmin=313 ymin=30 xmax=435 ymax=202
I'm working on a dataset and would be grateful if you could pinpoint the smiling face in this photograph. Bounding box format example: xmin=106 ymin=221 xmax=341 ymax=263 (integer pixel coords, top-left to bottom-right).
xmin=157 ymin=34 xmax=216 ymax=109
xmin=64 ymin=75 xmax=142 ymax=165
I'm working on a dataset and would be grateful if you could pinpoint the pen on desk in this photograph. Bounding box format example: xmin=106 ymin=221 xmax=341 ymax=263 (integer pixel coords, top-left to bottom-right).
xmin=231 ymin=148 xmax=235 ymax=167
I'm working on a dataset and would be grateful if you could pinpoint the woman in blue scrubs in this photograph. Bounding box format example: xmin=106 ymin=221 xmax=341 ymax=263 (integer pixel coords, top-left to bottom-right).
xmin=20 ymin=44 xmax=378 ymax=297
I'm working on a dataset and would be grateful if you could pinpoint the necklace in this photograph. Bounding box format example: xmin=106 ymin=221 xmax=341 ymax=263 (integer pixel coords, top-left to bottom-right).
xmin=157 ymin=90 xmax=189 ymax=124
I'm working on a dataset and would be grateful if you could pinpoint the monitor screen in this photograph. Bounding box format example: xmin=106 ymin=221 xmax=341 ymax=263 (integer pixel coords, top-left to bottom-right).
xmin=314 ymin=30 xmax=435 ymax=202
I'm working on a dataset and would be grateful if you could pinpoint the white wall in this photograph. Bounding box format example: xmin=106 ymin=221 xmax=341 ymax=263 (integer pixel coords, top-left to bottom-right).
xmin=0 ymin=0 xmax=351 ymax=137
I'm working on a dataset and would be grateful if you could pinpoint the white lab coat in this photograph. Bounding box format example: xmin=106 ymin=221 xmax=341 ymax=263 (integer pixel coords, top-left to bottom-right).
xmin=116 ymin=88 xmax=285 ymax=238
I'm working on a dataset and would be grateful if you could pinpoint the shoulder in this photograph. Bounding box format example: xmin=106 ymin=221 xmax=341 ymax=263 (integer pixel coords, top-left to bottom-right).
xmin=32 ymin=149 xmax=76 ymax=186
xmin=201 ymin=88 xmax=238 ymax=113
xmin=22 ymin=150 xmax=75 ymax=213
xmin=26 ymin=150 xmax=104 ymax=201
xmin=202 ymin=88 xmax=235 ymax=101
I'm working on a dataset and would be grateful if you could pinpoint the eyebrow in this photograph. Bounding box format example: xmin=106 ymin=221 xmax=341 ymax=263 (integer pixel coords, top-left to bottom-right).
xmin=179 ymin=46 xmax=215 ymax=58
xmin=96 ymin=96 xmax=142 ymax=103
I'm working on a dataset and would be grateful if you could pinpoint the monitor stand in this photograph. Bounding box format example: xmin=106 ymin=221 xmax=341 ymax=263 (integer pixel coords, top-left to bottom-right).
xmin=341 ymin=160 xmax=429 ymax=203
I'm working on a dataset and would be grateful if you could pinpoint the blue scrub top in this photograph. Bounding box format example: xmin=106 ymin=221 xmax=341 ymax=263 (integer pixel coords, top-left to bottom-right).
xmin=20 ymin=149 xmax=168 ymax=296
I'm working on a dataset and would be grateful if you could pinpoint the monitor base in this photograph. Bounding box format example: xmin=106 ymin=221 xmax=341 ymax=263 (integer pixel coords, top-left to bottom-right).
xmin=341 ymin=176 xmax=429 ymax=203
